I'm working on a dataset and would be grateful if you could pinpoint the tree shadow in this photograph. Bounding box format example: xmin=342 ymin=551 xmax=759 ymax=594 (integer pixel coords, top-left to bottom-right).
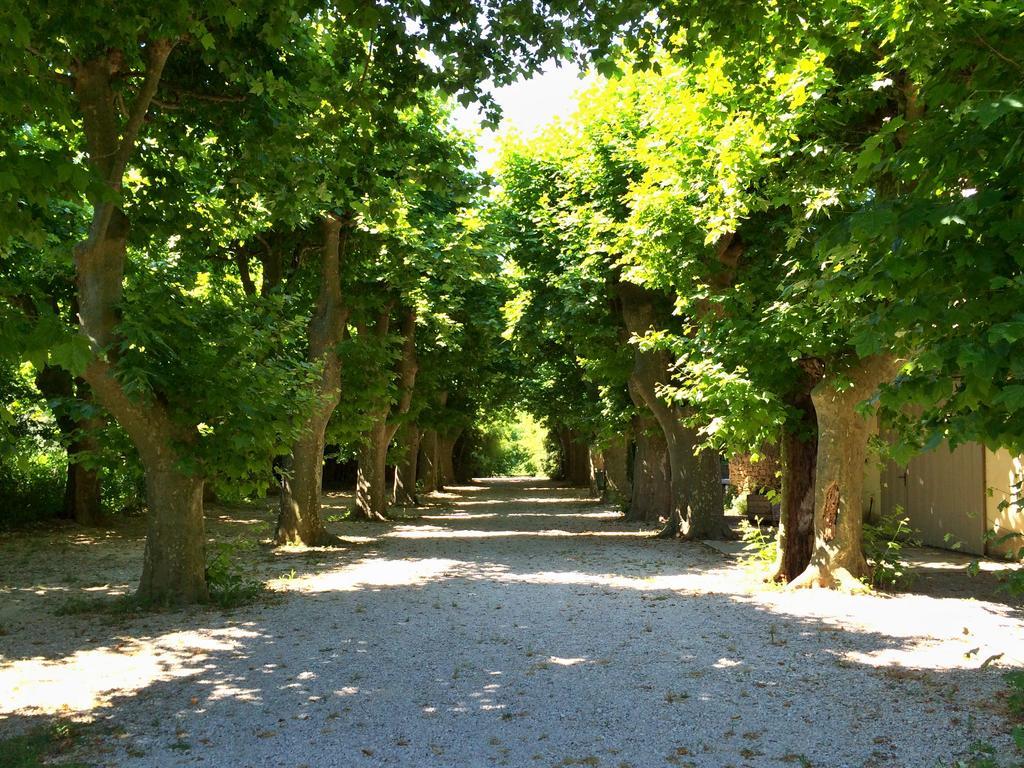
xmin=1 ymin=479 xmax=1021 ymax=767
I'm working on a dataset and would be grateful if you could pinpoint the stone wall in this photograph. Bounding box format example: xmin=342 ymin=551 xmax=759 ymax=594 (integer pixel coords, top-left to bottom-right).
xmin=728 ymin=445 xmax=781 ymax=494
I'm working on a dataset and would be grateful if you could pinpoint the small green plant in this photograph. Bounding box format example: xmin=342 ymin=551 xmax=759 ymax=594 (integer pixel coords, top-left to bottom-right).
xmin=738 ymin=517 xmax=777 ymax=567
xmin=54 ymin=593 xmax=136 ymax=617
xmin=987 ymin=529 xmax=1024 ymax=597
xmin=727 ymin=492 xmax=748 ymax=519
xmin=0 ymin=721 xmax=89 ymax=768
xmin=863 ymin=508 xmax=920 ymax=588
xmin=1007 ymin=670 xmax=1024 ymax=753
xmin=205 ymin=539 xmax=264 ymax=608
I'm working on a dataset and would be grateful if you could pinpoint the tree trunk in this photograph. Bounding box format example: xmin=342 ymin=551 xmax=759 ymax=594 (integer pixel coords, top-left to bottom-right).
xmin=72 ymin=42 xmax=211 ymax=602
xmin=438 ymin=429 xmax=461 ymax=489
xmin=602 ymin=436 xmax=631 ymax=508
xmin=790 ymin=354 xmax=902 ymax=590
xmin=353 ymin=306 xmax=417 ymax=519
xmin=35 ymin=366 xmax=104 ymax=525
xmin=392 ymin=423 xmax=420 ymax=506
xmin=563 ymin=429 xmax=591 ymax=487
xmin=452 ymin=432 xmax=473 ymax=482
xmin=771 ymin=362 xmax=822 ymax=583
xmin=275 ymin=215 xmax=349 ymax=545
xmin=419 ymin=430 xmax=440 ymax=493
xmin=619 ymin=283 xmax=726 ymax=539
xmin=276 ymin=429 xmax=335 ymax=545
xmin=64 ymin=445 xmax=103 ymax=525
xmin=626 ymin=414 xmax=672 ymax=524
xmin=355 ymin=417 xmax=391 ymax=521
xmin=137 ymin=461 xmax=208 ymax=605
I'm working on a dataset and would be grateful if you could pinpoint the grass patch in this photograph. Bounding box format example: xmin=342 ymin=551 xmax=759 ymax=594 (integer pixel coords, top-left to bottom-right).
xmin=53 ymin=593 xmax=137 ymax=617
xmin=0 ymin=721 xmax=90 ymax=767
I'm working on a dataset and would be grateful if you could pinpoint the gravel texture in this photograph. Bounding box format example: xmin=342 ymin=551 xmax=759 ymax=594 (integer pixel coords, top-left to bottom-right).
xmin=1 ymin=478 xmax=1022 ymax=768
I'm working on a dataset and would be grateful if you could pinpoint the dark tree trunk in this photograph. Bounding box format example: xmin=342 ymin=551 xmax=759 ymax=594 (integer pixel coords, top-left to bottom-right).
xmin=355 ymin=418 xmax=390 ymax=521
xmin=771 ymin=361 xmax=822 ymax=583
xmin=619 ymin=283 xmax=726 ymax=539
xmin=602 ymin=436 xmax=631 ymax=507
xmin=452 ymin=432 xmax=473 ymax=483
xmin=392 ymin=423 xmax=420 ymax=506
xmin=275 ymin=215 xmax=349 ymax=545
xmin=625 ymin=414 xmax=672 ymax=524
xmin=562 ymin=428 xmax=591 ymax=487
xmin=63 ymin=446 xmax=103 ymax=525
xmin=419 ymin=429 xmax=440 ymax=493
xmin=438 ymin=429 xmax=460 ymax=489
xmin=35 ymin=366 xmax=104 ymax=525
xmin=790 ymin=354 xmax=901 ymax=590
xmin=353 ymin=307 xmax=417 ymax=520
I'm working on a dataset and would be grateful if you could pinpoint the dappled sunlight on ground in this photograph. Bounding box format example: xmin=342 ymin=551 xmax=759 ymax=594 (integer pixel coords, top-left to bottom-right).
xmin=0 ymin=477 xmax=1021 ymax=767
xmin=0 ymin=627 xmax=258 ymax=718
xmin=269 ymin=556 xmax=463 ymax=593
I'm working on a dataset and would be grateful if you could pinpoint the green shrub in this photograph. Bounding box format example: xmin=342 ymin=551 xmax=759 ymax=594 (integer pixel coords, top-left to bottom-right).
xmin=205 ymin=539 xmax=265 ymax=608
xmin=0 ymin=453 xmax=66 ymax=527
xmin=863 ymin=508 xmax=920 ymax=589
xmin=738 ymin=517 xmax=777 ymax=568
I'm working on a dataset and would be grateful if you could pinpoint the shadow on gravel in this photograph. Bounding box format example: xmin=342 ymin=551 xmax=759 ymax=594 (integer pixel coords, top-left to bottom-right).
xmin=1 ymin=478 xmax=1021 ymax=767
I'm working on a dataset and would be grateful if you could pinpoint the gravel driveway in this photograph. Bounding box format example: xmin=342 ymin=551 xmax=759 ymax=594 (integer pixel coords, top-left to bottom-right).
xmin=1 ymin=478 xmax=1022 ymax=767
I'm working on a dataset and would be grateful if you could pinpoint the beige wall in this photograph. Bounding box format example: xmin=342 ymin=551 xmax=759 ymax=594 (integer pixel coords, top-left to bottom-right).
xmin=984 ymin=449 xmax=1024 ymax=561
xmin=879 ymin=441 xmax=986 ymax=555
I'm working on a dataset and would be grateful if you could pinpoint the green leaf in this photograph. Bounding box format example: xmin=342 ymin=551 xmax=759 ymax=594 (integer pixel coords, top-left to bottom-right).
xmin=49 ymin=336 xmax=93 ymax=376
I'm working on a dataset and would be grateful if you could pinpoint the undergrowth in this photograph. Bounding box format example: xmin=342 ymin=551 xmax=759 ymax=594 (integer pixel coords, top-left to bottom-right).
xmin=863 ymin=508 xmax=920 ymax=589
xmin=204 ymin=538 xmax=265 ymax=608
xmin=0 ymin=721 xmax=89 ymax=768
xmin=738 ymin=517 xmax=777 ymax=569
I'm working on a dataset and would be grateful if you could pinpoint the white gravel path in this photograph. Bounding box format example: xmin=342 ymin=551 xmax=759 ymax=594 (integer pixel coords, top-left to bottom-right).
xmin=1 ymin=478 xmax=1022 ymax=768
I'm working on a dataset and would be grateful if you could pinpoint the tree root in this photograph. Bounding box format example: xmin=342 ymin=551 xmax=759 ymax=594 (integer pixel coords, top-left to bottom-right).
xmin=274 ymin=529 xmax=343 ymax=548
xmin=351 ymin=506 xmax=392 ymax=523
xmin=788 ymin=562 xmax=871 ymax=593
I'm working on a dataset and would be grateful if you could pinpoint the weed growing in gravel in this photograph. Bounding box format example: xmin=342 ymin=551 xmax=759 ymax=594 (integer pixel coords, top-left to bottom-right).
xmin=738 ymin=517 xmax=777 ymax=569
xmin=863 ymin=508 xmax=920 ymax=589
xmin=952 ymin=672 xmax=1024 ymax=767
xmin=54 ymin=593 xmax=137 ymax=618
xmin=0 ymin=721 xmax=89 ymax=768
xmin=205 ymin=539 xmax=265 ymax=608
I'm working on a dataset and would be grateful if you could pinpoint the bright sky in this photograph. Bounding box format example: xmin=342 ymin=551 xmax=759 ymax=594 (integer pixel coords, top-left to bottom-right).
xmin=453 ymin=59 xmax=593 ymax=171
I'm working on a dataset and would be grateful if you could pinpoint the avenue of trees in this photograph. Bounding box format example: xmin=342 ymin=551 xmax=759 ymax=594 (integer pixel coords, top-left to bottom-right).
xmin=1 ymin=1 xmax=1022 ymax=603
xmin=497 ymin=1 xmax=1024 ymax=588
